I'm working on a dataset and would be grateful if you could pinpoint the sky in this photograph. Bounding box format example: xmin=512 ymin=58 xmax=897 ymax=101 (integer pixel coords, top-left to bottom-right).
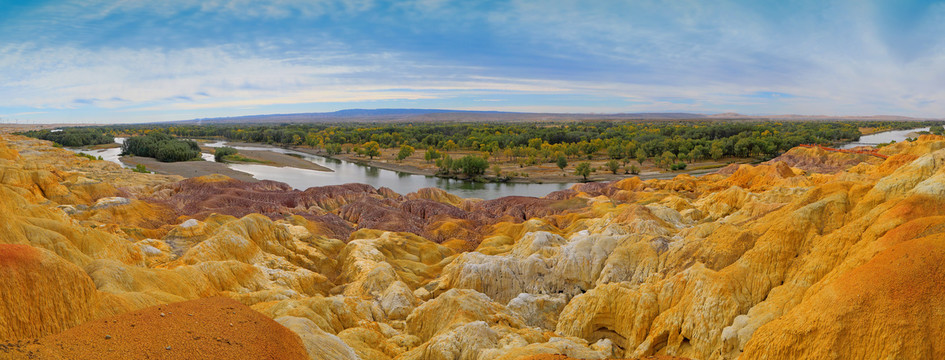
xmin=1 ymin=0 xmax=945 ymax=124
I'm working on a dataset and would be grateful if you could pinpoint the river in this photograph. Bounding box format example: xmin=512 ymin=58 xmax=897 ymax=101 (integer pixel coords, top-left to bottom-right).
xmin=67 ymin=126 xmax=928 ymax=199
xmin=840 ymin=127 xmax=929 ymax=149
xmin=69 ymin=139 xmax=571 ymax=199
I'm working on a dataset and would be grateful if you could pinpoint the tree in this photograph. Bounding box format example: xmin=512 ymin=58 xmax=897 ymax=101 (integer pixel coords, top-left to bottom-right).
xmin=710 ymin=142 xmax=724 ymax=161
xmin=436 ymin=155 xmax=453 ymax=174
xmin=492 ymin=164 xmax=502 ymax=178
xmin=608 ymin=145 xmax=625 ymax=160
xmin=635 ymin=148 xmax=647 ymax=166
xmin=363 ymin=141 xmax=381 ymax=159
xmin=931 ymin=125 xmax=945 ymax=135
xmin=660 ymin=151 xmax=677 ymax=169
xmin=628 ymin=165 xmax=640 ymax=175
xmin=605 ymin=159 xmax=620 ymax=174
xmin=556 ymin=154 xmax=568 ymax=173
xmin=396 ymin=144 xmax=415 ymax=161
xmin=326 ymin=143 xmax=343 ymax=155
xmin=454 ymin=155 xmax=489 ymax=177
xmin=575 ymin=162 xmax=594 ymax=181
xmin=424 ymin=148 xmax=441 ymax=162
xmin=214 ymin=146 xmax=237 ymax=162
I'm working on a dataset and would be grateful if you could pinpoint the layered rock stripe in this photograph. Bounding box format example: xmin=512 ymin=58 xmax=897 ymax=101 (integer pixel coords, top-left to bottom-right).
xmin=1 ymin=133 xmax=944 ymax=359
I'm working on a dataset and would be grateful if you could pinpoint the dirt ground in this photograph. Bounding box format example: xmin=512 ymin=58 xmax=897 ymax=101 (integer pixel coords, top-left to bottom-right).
xmin=120 ymin=155 xmax=258 ymax=182
xmin=0 ymin=297 xmax=310 ymax=360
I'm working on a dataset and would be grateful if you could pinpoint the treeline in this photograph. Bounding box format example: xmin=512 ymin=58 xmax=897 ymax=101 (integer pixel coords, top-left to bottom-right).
xmin=121 ymin=133 xmax=201 ymax=162
xmin=19 ymin=128 xmax=114 ymax=147
xmin=95 ymin=120 xmax=940 ymax=165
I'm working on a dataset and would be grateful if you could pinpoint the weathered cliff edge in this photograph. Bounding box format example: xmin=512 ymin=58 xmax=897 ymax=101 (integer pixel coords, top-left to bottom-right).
xmin=1 ymin=133 xmax=944 ymax=359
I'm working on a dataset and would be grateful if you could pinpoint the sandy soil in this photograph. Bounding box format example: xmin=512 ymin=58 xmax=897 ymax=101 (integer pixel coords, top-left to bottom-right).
xmin=120 ymin=156 xmax=258 ymax=182
xmin=0 ymin=297 xmax=310 ymax=360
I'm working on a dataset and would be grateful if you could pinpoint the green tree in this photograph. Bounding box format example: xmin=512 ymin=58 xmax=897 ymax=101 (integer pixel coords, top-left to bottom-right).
xmin=575 ymin=162 xmax=594 ymax=181
xmin=635 ymin=148 xmax=647 ymax=166
xmin=660 ymin=151 xmax=677 ymax=169
xmin=556 ymin=155 xmax=568 ymax=173
xmin=326 ymin=143 xmax=343 ymax=155
xmin=363 ymin=141 xmax=381 ymax=159
xmin=436 ymin=155 xmax=453 ymax=174
xmin=424 ymin=148 xmax=441 ymax=162
xmin=492 ymin=164 xmax=502 ymax=178
xmin=214 ymin=146 xmax=237 ymax=162
xmin=628 ymin=165 xmax=640 ymax=175
xmin=608 ymin=145 xmax=625 ymax=160
xmin=454 ymin=155 xmax=489 ymax=177
xmin=396 ymin=144 xmax=415 ymax=161
xmin=710 ymin=143 xmax=724 ymax=161
xmin=605 ymin=159 xmax=620 ymax=174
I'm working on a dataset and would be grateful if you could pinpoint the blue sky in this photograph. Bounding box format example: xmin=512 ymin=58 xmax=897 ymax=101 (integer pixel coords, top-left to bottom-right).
xmin=2 ymin=0 xmax=945 ymax=123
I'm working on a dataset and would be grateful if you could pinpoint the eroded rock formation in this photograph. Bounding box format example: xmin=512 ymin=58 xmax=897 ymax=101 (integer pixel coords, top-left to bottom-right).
xmin=2 ymin=133 xmax=945 ymax=359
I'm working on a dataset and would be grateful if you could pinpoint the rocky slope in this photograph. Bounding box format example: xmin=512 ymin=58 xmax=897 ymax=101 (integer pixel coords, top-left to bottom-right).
xmin=1 ymin=133 xmax=944 ymax=359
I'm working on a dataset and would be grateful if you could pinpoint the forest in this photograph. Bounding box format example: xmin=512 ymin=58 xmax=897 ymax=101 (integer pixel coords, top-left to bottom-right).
xmin=120 ymin=133 xmax=202 ymax=162
xmin=22 ymin=120 xmax=943 ymax=177
xmin=94 ymin=120 xmax=938 ymax=164
xmin=19 ymin=127 xmax=114 ymax=147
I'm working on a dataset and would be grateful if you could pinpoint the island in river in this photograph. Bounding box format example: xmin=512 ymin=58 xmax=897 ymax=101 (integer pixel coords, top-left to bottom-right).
xmin=119 ymin=147 xmax=332 ymax=181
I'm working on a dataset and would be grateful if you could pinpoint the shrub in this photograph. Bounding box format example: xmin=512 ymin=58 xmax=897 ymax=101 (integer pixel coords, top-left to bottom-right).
xmin=214 ymin=146 xmax=237 ymax=162
xmin=132 ymin=164 xmax=151 ymax=173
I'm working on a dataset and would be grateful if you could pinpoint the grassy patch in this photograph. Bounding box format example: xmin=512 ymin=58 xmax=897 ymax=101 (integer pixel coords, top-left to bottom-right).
xmin=223 ymin=154 xmax=268 ymax=164
xmin=75 ymin=152 xmax=103 ymax=161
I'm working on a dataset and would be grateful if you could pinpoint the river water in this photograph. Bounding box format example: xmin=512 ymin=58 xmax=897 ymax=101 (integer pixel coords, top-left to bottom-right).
xmin=201 ymin=142 xmax=571 ymax=199
xmin=67 ymin=127 xmax=928 ymax=199
xmin=839 ymin=127 xmax=929 ymax=149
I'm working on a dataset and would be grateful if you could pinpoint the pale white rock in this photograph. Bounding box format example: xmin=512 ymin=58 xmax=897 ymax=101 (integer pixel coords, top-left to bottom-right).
xmin=276 ymin=316 xmax=360 ymax=360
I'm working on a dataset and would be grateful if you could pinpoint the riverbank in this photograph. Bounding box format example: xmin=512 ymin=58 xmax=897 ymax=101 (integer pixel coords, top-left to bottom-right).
xmin=201 ymin=148 xmax=333 ymax=172
xmin=280 ymin=143 xmax=742 ymax=184
xmin=120 ymin=155 xmax=258 ymax=182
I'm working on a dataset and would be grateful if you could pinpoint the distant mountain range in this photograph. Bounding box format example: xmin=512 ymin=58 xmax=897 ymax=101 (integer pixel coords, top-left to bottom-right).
xmin=171 ymin=109 xmax=930 ymax=125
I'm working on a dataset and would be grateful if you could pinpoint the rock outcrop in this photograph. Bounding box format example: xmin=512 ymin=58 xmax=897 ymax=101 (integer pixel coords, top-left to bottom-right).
xmin=3 ymin=133 xmax=945 ymax=360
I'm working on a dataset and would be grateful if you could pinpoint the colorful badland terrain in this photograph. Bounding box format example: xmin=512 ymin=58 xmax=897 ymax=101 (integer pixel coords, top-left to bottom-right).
xmin=1 ymin=132 xmax=944 ymax=360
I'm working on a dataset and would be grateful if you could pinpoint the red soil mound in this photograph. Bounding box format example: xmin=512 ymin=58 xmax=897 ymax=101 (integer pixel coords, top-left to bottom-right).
xmin=146 ymin=175 xmax=585 ymax=249
xmin=0 ymin=297 xmax=309 ymax=360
